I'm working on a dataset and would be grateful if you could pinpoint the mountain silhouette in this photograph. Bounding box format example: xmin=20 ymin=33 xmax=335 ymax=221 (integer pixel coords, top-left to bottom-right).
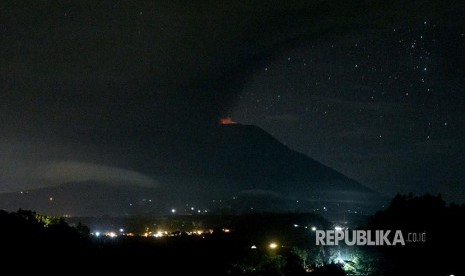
xmin=0 ymin=124 xmax=385 ymax=216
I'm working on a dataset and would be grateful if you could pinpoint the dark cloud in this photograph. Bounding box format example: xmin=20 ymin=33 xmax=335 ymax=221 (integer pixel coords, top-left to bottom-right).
xmin=0 ymin=0 xmax=411 ymax=139
xmin=1 ymin=1 xmax=320 ymax=138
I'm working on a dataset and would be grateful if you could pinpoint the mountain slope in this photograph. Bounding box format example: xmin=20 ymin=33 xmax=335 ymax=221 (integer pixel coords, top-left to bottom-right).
xmin=0 ymin=124 xmax=385 ymax=216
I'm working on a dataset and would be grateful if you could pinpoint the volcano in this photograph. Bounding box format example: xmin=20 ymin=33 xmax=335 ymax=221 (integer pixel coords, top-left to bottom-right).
xmin=0 ymin=124 xmax=385 ymax=216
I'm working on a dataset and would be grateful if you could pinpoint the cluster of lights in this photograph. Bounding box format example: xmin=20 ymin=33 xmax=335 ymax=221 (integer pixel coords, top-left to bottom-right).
xmin=92 ymin=231 xmax=118 ymax=238
xmin=248 ymin=242 xmax=282 ymax=250
xmin=92 ymin=226 xmax=234 ymax=239
xmin=292 ymin=223 xmax=317 ymax=231
xmin=171 ymin=206 xmax=209 ymax=214
xmin=153 ymin=231 xmax=167 ymax=238
xmin=141 ymin=229 xmax=214 ymax=238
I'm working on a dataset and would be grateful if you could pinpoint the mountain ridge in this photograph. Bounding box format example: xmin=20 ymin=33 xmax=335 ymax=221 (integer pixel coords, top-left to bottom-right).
xmin=0 ymin=124 xmax=386 ymax=216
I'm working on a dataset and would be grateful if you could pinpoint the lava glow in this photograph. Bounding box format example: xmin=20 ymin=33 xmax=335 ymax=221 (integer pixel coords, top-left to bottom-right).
xmin=219 ymin=117 xmax=237 ymax=125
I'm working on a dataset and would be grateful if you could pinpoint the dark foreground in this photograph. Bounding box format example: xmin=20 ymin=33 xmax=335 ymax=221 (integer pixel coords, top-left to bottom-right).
xmin=1 ymin=194 xmax=464 ymax=275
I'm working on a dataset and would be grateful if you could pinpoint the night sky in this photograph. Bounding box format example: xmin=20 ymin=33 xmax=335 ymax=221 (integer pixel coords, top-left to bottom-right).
xmin=1 ymin=1 xmax=464 ymax=203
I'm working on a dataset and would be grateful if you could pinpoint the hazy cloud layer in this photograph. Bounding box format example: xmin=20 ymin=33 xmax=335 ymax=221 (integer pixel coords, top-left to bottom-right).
xmin=34 ymin=161 xmax=156 ymax=188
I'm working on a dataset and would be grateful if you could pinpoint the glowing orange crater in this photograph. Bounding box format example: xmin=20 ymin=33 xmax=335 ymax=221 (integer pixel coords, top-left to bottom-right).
xmin=219 ymin=117 xmax=237 ymax=125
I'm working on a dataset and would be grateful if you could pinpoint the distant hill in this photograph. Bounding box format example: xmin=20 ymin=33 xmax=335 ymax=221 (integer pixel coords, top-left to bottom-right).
xmin=0 ymin=182 xmax=165 ymax=217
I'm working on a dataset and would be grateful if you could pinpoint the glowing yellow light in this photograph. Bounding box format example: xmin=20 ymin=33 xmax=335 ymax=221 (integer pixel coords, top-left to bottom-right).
xmin=154 ymin=231 xmax=163 ymax=238
xmin=269 ymin=242 xmax=278 ymax=249
xmin=222 ymin=228 xmax=231 ymax=233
